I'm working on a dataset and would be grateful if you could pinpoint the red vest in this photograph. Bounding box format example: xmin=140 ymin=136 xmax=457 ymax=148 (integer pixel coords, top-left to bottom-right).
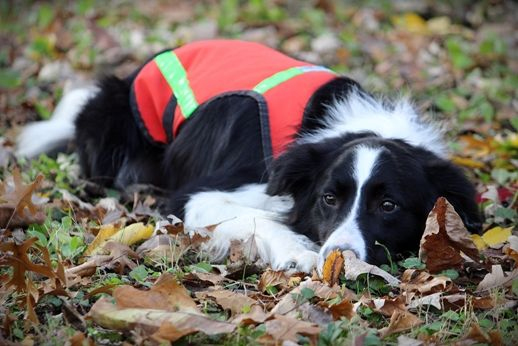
xmin=130 ymin=40 xmax=336 ymax=159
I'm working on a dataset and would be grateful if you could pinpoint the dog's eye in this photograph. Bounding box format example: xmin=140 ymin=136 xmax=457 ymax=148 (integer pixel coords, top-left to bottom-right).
xmin=380 ymin=200 xmax=397 ymax=213
xmin=322 ymin=193 xmax=337 ymax=206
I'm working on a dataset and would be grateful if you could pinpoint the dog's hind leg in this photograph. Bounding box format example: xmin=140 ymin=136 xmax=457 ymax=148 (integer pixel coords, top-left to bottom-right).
xmin=16 ymin=86 xmax=99 ymax=158
xmin=183 ymin=183 xmax=319 ymax=274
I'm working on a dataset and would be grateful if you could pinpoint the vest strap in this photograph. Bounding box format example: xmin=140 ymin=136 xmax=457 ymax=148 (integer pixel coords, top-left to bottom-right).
xmin=154 ymin=51 xmax=199 ymax=118
xmin=253 ymin=65 xmax=334 ymax=94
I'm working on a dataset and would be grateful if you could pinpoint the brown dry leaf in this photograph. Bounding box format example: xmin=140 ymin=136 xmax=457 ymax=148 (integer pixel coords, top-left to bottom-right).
xmin=463 ymin=323 xmax=503 ymax=346
xmin=342 ymin=250 xmax=400 ymax=286
xmin=229 ymin=237 xmax=259 ymax=263
xmin=25 ymin=277 xmax=39 ymax=324
xmin=322 ymin=249 xmax=344 ymax=286
xmin=419 ymin=197 xmax=480 ymax=273
xmin=370 ymin=296 xmax=407 ymax=317
xmin=504 ymin=235 xmax=518 ymax=266
xmin=0 ymin=168 xmax=43 ymax=216
xmin=136 ymin=234 xmax=187 ymax=264
xmin=378 ymin=310 xmax=423 ymax=339
xmin=263 ymin=314 xmax=320 ymax=345
xmin=69 ymin=331 xmax=95 ymax=346
xmin=320 ymin=298 xmax=355 ymax=320
xmin=271 ymin=279 xmax=353 ymax=318
xmin=258 ymin=269 xmax=290 ymax=293
xmin=232 ymin=304 xmax=269 ymax=326
xmin=183 ymin=272 xmax=225 ymax=286
xmin=88 ymin=297 xmax=235 ymax=342
xmin=0 ymin=169 xmax=45 ymax=227
xmin=400 ymin=269 xmax=452 ymax=295
xmin=204 ymin=290 xmax=257 ymax=316
xmin=114 ymin=272 xmax=199 ymax=314
xmin=66 ymin=255 xmax=114 ymax=278
xmin=472 ymin=295 xmax=497 ymax=310
xmin=155 ymin=214 xmax=184 ymax=235
xmin=475 ymin=265 xmax=518 ymax=292
xmin=0 ymin=238 xmax=56 ymax=292
xmin=66 ymin=241 xmax=139 ymax=278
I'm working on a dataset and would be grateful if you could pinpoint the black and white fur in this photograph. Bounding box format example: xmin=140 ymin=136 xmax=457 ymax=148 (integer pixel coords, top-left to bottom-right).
xmin=17 ymin=60 xmax=481 ymax=274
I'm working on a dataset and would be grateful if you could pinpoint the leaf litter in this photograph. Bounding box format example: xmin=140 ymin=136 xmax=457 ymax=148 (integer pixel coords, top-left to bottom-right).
xmin=1 ymin=1 xmax=518 ymax=345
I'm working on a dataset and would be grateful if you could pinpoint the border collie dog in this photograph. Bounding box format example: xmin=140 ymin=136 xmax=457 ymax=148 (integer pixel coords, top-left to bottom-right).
xmin=17 ymin=40 xmax=481 ymax=273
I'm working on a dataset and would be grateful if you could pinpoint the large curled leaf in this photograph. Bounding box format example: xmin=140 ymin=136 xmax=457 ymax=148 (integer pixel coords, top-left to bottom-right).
xmin=419 ymin=197 xmax=480 ymax=273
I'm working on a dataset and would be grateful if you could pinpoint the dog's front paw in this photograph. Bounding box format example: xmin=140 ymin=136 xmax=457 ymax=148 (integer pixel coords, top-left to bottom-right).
xmin=272 ymin=250 xmax=318 ymax=274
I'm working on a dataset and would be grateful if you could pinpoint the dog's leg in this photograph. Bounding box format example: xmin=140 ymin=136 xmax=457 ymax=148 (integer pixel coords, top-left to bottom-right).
xmin=183 ymin=184 xmax=319 ymax=273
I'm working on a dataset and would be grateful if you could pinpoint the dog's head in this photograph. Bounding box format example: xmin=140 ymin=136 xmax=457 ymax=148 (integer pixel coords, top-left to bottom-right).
xmin=75 ymin=76 xmax=164 ymax=189
xmin=267 ymin=134 xmax=481 ymax=267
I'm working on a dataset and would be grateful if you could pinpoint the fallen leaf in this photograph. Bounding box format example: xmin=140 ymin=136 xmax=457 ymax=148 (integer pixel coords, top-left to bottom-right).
xmin=504 ymin=235 xmax=518 ymax=265
xmin=481 ymin=226 xmax=512 ymax=248
xmin=263 ymin=314 xmax=320 ymax=344
xmin=86 ymin=222 xmax=153 ymax=256
xmin=0 ymin=169 xmax=45 ymax=227
xmin=88 ymin=297 xmax=235 ymax=342
xmin=320 ymin=298 xmax=355 ymax=320
xmin=0 ymin=238 xmax=56 ymax=292
xmin=107 ymin=222 xmax=154 ymax=246
xmin=451 ymin=156 xmax=485 ymax=169
xmin=397 ymin=335 xmax=424 ymax=346
xmin=407 ymin=292 xmax=443 ymax=310
xmin=66 ymin=241 xmax=139 ymax=277
xmin=342 ymin=250 xmax=400 ymax=286
xmin=270 ymin=279 xmax=353 ymax=317
xmin=155 ymin=214 xmax=184 ymax=235
xmin=229 ymin=237 xmax=258 ymax=263
xmin=204 ymin=290 xmax=257 ymax=316
xmin=0 ymin=168 xmax=43 ymax=216
xmin=183 ymin=272 xmax=225 ymax=286
xmin=69 ymin=331 xmax=95 ymax=346
xmin=114 ymin=272 xmax=199 ymax=314
xmin=471 ymin=234 xmax=487 ymax=250
xmin=400 ymin=269 xmax=452 ymax=295
xmin=322 ymin=249 xmax=344 ymax=286
xmin=136 ymin=234 xmax=188 ymax=264
xmin=463 ymin=323 xmax=503 ymax=346
xmin=391 ymin=13 xmax=428 ymax=34
xmin=378 ymin=310 xmax=423 ymax=339
xmin=475 ymin=265 xmax=518 ymax=292
xmin=258 ymin=269 xmax=290 ymax=293
xmin=370 ymin=296 xmax=407 ymax=317
xmin=231 ymin=305 xmax=269 ymax=326
xmin=84 ymin=224 xmax=119 ymax=256
xmin=419 ymin=197 xmax=480 ymax=273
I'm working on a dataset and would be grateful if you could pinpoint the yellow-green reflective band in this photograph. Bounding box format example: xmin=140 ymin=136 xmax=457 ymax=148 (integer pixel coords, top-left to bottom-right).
xmin=253 ymin=65 xmax=334 ymax=95
xmin=154 ymin=51 xmax=199 ymax=118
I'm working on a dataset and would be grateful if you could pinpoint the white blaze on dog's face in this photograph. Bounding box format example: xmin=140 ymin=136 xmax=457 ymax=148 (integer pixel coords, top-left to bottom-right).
xmin=317 ymin=146 xmax=380 ymax=265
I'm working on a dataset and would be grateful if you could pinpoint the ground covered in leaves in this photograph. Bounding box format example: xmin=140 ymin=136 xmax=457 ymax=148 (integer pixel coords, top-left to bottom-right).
xmin=1 ymin=1 xmax=517 ymax=345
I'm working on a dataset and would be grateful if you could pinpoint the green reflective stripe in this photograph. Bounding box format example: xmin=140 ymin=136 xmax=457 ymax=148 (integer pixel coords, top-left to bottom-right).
xmin=253 ymin=67 xmax=304 ymax=94
xmin=253 ymin=65 xmax=334 ymax=95
xmin=154 ymin=51 xmax=198 ymax=118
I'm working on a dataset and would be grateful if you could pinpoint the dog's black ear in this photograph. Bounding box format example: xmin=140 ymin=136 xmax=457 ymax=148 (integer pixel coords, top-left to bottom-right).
xmin=426 ymin=158 xmax=482 ymax=233
xmin=267 ymin=142 xmax=326 ymax=197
